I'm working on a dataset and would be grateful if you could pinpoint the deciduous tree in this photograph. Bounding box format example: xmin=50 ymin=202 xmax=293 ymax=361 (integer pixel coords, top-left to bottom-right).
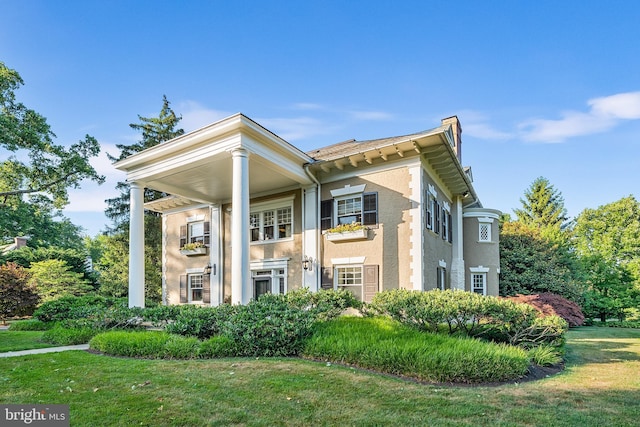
xmin=0 ymin=262 xmax=39 ymax=323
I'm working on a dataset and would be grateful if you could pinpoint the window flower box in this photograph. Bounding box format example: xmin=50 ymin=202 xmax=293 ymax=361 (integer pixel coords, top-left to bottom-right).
xmin=324 ymin=223 xmax=368 ymax=242
xmin=180 ymin=243 xmax=208 ymax=256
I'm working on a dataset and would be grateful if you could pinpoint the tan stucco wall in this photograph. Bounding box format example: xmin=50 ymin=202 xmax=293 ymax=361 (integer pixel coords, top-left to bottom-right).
xmin=221 ymin=189 xmax=304 ymax=301
xmin=421 ymin=172 xmax=454 ymax=291
xmin=164 ymin=206 xmax=211 ymax=305
xmin=320 ymin=166 xmax=413 ymax=292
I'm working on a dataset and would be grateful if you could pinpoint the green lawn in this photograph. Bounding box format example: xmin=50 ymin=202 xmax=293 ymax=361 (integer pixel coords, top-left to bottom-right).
xmin=0 ymin=330 xmax=56 ymax=352
xmin=0 ymin=327 xmax=638 ymax=426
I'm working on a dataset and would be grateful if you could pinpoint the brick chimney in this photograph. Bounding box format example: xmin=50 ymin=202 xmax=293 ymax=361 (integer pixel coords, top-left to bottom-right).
xmin=14 ymin=237 xmax=28 ymax=249
xmin=441 ymin=116 xmax=462 ymax=162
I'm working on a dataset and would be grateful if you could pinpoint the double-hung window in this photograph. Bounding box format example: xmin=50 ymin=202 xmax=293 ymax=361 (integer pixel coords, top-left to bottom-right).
xmin=189 ymin=274 xmax=203 ymax=303
xmin=336 ymin=265 xmax=364 ymax=300
xmin=472 ymin=273 xmax=486 ymax=295
xmin=180 ymin=219 xmax=210 ymax=249
xmin=250 ymin=199 xmax=293 ymax=243
xmin=321 ymin=192 xmax=378 ymax=230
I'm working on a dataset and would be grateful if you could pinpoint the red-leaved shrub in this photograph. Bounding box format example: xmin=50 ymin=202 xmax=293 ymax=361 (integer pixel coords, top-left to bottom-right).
xmin=503 ymin=293 xmax=584 ymax=327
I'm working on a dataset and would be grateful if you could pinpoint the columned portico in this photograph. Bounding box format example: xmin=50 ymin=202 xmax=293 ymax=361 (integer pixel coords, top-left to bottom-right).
xmin=231 ymin=148 xmax=251 ymax=304
xmin=128 ymin=182 xmax=146 ymax=307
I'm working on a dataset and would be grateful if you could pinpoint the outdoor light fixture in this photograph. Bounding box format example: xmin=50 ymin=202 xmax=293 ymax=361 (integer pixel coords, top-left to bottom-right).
xmin=204 ymin=263 xmax=213 ymax=275
xmin=302 ymin=255 xmax=313 ymax=271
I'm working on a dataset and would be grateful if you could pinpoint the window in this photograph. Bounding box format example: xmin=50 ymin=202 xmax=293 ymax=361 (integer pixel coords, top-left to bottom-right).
xmin=479 ymin=222 xmax=491 ymax=242
xmin=180 ymin=221 xmax=210 ymax=248
xmin=472 ymin=273 xmax=486 ymax=295
xmin=336 ymin=265 xmax=363 ymax=300
xmin=437 ymin=267 xmax=447 ymax=291
xmin=322 ymin=192 xmax=378 ymax=229
xmin=250 ymin=206 xmax=292 ymax=242
xmin=425 ymin=191 xmax=435 ymax=231
xmin=189 ymin=274 xmax=203 ymax=303
xmin=252 ymin=268 xmax=287 ymax=299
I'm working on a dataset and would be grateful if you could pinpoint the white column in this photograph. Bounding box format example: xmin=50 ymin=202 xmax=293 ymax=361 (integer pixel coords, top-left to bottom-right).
xmin=128 ymin=182 xmax=145 ymax=308
xmin=231 ymin=148 xmax=251 ymax=305
xmin=451 ymin=196 xmax=465 ymax=291
xmin=209 ymin=204 xmax=222 ymax=306
xmin=302 ymin=185 xmax=319 ymax=291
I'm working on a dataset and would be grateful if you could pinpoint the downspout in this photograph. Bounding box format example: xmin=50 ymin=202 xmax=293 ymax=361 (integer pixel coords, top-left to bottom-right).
xmin=303 ymin=162 xmax=321 ymax=290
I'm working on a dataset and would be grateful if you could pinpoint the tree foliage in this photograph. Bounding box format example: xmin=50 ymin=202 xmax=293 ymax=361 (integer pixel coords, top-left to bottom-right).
xmin=513 ymin=177 xmax=571 ymax=241
xmin=105 ymin=95 xmax=183 ymax=233
xmin=499 ymin=221 xmax=583 ymax=302
xmin=0 ymin=62 xmax=104 ymax=208
xmin=0 ymin=262 xmax=39 ymax=323
xmin=28 ymin=259 xmax=93 ymax=304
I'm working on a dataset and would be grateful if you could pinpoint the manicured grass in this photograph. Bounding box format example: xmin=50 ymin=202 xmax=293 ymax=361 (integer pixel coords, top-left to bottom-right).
xmin=0 ymin=327 xmax=638 ymax=426
xmin=0 ymin=330 xmax=56 ymax=352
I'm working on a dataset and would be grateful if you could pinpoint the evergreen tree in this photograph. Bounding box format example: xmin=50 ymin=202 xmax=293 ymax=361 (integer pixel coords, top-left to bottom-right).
xmin=105 ymin=95 xmax=184 ymax=232
xmin=101 ymin=96 xmax=183 ymax=302
xmin=513 ymin=177 xmax=571 ymax=236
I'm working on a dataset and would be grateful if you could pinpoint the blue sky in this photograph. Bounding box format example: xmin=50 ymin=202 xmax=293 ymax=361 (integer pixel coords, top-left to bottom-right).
xmin=2 ymin=1 xmax=639 ymax=236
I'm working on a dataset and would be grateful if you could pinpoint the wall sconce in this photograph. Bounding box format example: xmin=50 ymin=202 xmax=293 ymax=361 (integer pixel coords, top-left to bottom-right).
xmin=302 ymin=255 xmax=313 ymax=272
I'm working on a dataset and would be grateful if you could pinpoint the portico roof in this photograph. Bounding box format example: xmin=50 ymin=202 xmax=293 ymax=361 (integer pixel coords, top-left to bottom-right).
xmin=114 ymin=113 xmax=315 ymax=210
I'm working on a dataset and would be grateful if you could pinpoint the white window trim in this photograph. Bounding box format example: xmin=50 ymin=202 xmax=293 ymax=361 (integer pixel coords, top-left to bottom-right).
xmin=478 ymin=221 xmax=492 ymax=243
xmin=249 ymin=198 xmax=294 ymax=244
xmin=251 ymin=258 xmax=289 ymax=296
xmin=471 ymin=271 xmax=487 ymax=296
xmin=330 ymin=184 xmax=366 ymax=198
xmin=188 ymin=273 xmax=204 ymax=303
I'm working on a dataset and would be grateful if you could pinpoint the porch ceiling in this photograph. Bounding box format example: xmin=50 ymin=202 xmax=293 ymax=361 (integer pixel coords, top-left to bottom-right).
xmin=113 ymin=114 xmax=315 ymax=207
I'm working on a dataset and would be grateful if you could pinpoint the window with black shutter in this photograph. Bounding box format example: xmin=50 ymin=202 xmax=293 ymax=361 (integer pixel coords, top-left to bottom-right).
xmin=362 ymin=192 xmax=378 ymax=226
xmin=321 ymin=200 xmax=333 ymax=230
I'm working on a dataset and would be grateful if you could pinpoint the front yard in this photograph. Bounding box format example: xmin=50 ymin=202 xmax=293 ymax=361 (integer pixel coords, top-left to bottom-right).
xmin=0 ymin=327 xmax=638 ymax=426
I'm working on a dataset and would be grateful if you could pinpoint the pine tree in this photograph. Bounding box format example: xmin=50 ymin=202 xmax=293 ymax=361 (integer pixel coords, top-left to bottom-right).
xmin=513 ymin=176 xmax=571 ymax=235
xmin=105 ymin=95 xmax=184 ymax=232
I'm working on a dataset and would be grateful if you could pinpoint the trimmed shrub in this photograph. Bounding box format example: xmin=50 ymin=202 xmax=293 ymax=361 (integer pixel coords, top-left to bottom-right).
xmin=285 ymin=288 xmax=362 ymax=320
xmin=90 ymin=331 xmax=171 ymax=358
xmin=221 ymin=293 xmax=316 ymax=357
xmin=8 ymin=319 xmax=53 ymax=331
xmin=41 ymin=325 xmax=97 ymax=345
xmin=165 ymin=304 xmax=238 ymax=339
xmin=199 ymin=336 xmax=236 ymax=358
xmin=504 ymin=293 xmax=584 ymax=327
xmin=368 ymin=289 xmax=568 ymax=348
xmin=164 ymin=335 xmax=201 ymax=359
xmin=33 ymin=295 xmax=125 ymax=322
xmin=304 ymin=317 xmax=529 ymax=383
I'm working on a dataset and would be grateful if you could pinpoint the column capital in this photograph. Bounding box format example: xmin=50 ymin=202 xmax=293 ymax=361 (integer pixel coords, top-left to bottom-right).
xmin=230 ymin=147 xmax=249 ymax=158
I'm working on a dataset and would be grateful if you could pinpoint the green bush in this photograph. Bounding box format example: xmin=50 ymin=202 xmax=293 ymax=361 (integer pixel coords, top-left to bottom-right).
xmin=304 ymin=317 xmax=529 ymax=383
xmin=285 ymin=288 xmax=362 ymax=320
xmin=165 ymin=304 xmax=237 ymax=339
xmin=33 ymin=295 xmax=125 ymax=322
xmin=41 ymin=325 xmax=97 ymax=345
xmin=142 ymin=304 xmax=195 ymax=327
xmin=369 ymin=289 xmax=568 ymax=348
xmin=221 ymin=293 xmax=316 ymax=357
xmin=8 ymin=319 xmax=53 ymax=331
xmin=90 ymin=331 xmax=204 ymax=359
xmin=90 ymin=331 xmax=171 ymax=358
xmin=199 ymin=336 xmax=236 ymax=358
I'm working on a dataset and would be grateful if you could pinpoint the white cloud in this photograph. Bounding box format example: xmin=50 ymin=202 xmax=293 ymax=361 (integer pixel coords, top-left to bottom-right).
xmin=519 ymin=91 xmax=640 ymax=142
xmin=348 ymin=110 xmax=394 ymax=121
xmin=258 ymin=116 xmax=339 ymax=142
xmin=292 ymin=102 xmax=325 ymax=111
xmin=178 ymin=101 xmax=232 ymax=133
xmin=457 ymin=111 xmax=512 ymax=140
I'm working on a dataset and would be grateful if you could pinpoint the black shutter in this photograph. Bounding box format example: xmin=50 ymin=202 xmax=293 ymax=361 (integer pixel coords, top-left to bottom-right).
xmin=321 ymin=200 xmax=333 ymax=230
xmin=203 ymin=221 xmax=210 ymax=246
xmin=179 ymin=225 xmax=187 ymax=249
xmin=203 ymin=274 xmax=211 ymax=304
xmin=425 ymin=192 xmax=432 ymax=230
xmin=363 ymin=265 xmax=379 ymax=303
xmin=442 ymin=207 xmax=447 ymax=240
xmin=180 ymin=275 xmax=187 ymax=303
xmin=363 ymin=192 xmax=378 ymax=226
xmin=448 ymin=213 xmax=453 ymax=243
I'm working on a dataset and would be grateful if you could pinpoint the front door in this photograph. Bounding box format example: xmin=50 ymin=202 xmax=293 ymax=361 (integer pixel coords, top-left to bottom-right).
xmin=254 ymin=277 xmax=271 ymax=300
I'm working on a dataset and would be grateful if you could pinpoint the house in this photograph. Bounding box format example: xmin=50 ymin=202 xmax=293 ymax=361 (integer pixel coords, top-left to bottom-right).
xmin=114 ymin=114 xmax=500 ymax=308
